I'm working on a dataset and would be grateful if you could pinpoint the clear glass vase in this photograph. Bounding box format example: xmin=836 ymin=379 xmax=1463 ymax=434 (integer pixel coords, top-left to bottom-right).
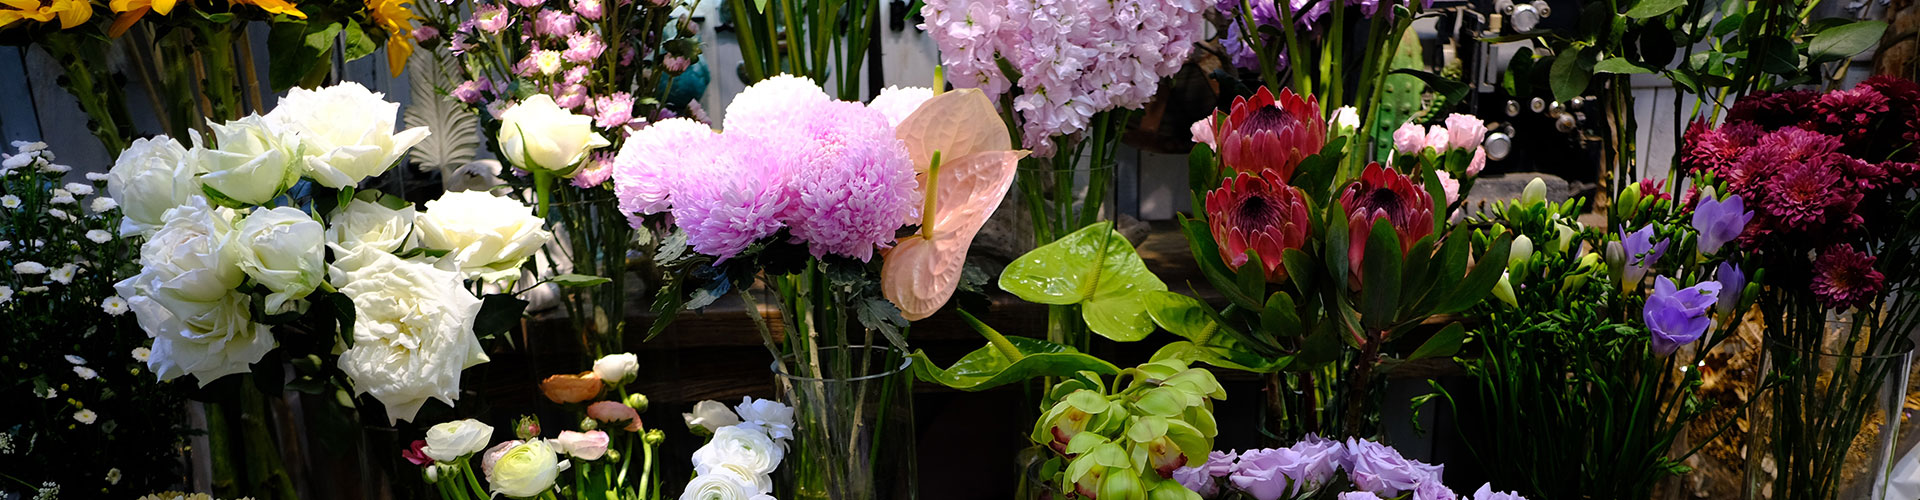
xmin=772 ymin=345 xmax=918 ymax=500
xmin=1744 ymin=316 xmax=1917 ymax=500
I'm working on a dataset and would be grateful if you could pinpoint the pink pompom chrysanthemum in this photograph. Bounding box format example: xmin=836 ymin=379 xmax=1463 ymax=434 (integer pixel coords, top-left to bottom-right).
xmin=724 ymin=75 xmax=834 ymax=136
xmin=670 ymin=134 xmax=794 ymax=261
xmin=866 ymin=86 xmax=936 ymax=128
xmin=611 ymin=118 xmax=716 ymax=216
xmin=778 ymin=101 xmax=920 ymax=261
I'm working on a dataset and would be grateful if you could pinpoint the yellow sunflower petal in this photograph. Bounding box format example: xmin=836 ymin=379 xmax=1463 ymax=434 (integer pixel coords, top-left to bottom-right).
xmin=385 ymin=33 xmax=411 ymax=76
xmin=107 ymin=6 xmax=146 ymax=36
xmin=151 ymin=0 xmax=173 ymax=14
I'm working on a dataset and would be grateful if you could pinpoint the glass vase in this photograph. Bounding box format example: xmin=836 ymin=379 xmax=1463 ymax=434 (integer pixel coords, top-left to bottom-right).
xmin=772 ymin=345 xmax=918 ymax=500
xmin=1744 ymin=316 xmax=1916 ymax=500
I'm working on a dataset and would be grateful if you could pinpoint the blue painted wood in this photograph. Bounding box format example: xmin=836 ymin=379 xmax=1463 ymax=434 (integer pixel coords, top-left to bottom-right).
xmin=0 ymin=46 xmax=42 ymax=145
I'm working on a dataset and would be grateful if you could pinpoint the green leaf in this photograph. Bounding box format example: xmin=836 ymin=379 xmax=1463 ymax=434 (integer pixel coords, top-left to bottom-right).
xmin=1435 ymin=233 xmax=1511 ymax=314
xmin=1142 ymin=291 xmax=1225 ymax=342
xmin=1281 ymin=248 xmax=1316 ymax=297
xmin=1549 ymin=52 xmax=1593 ymax=103
xmin=1001 ymin=221 xmax=1169 ymax=341
xmin=911 ymin=336 xmax=1121 ymax=391
xmin=1359 ymin=219 xmax=1403 ymax=331
xmin=1751 ymin=35 xmax=1801 ymax=75
xmin=342 ymin=20 xmax=377 ymax=62
xmin=550 ymin=274 xmax=613 ymax=287
xmin=1624 ymin=0 xmax=1685 ymax=18
xmin=1149 ymin=341 xmax=1289 ymax=373
xmin=1504 ymin=48 xmax=1535 ymax=96
xmin=1388 ymin=69 xmax=1470 ymax=112
xmin=1593 ymin=57 xmax=1659 ymax=74
xmin=267 ymin=21 xmax=341 ymax=91
xmin=1324 ymin=205 xmax=1351 ymax=288
xmin=1808 ymin=21 xmax=1888 ymax=62
xmin=473 ymin=294 xmax=529 ymax=338
xmin=1294 ymin=322 xmax=1344 ymax=367
xmin=1180 ymin=215 xmax=1264 ymax=311
xmin=1235 ymin=251 xmax=1268 ymax=305
xmin=1189 ymin=143 xmax=1217 ymax=215
xmin=1259 ymin=292 xmax=1302 ymax=337
xmin=1408 ymin=322 xmax=1466 ymax=360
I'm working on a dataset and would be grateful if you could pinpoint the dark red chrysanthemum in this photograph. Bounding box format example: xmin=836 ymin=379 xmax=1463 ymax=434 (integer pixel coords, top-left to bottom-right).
xmin=1810 ymin=86 xmax=1891 ymax=146
xmin=1681 ymin=120 xmax=1763 ymax=174
xmin=1218 ymin=87 xmax=1327 ymax=182
xmin=1757 ymin=152 xmax=1867 ymax=235
xmin=1728 ymin=90 xmax=1818 ymax=129
xmin=1811 ymin=244 xmax=1885 ymax=310
xmin=1206 ymin=171 xmax=1312 ymax=282
xmin=1338 ymin=163 xmax=1433 ymax=285
xmin=1723 ymin=128 xmax=1844 ymax=199
xmin=1860 ymin=76 xmax=1920 ymax=155
xmin=1881 ymin=161 xmax=1920 ymax=187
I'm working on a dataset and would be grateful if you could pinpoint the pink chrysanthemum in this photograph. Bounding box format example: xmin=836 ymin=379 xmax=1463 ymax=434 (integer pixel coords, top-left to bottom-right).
xmin=592 ymin=93 xmax=635 ymax=129
xmin=563 ymin=32 xmax=605 ymax=63
xmin=571 ymin=152 xmax=616 ymax=188
xmin=866 ymin=86 xmax=936 ymax=128
xmin=474 ymin=4 xmax=511 ymax=32
xmin=535 ymin=10 xmax=576 ymax=38
xmin=1681 ymin=120 xmax=1762 ymax=174
xmin=612 ymin=118 xmax=716 ymax=216
xmin=1724 ymin=128 xmax=1843 ymax=198
xmin=668 ymin=134 xmax=794 ymax=261
xmin=572 ymin=0 xmax=603 ymax=19
xmin=1757 ymin=152 xmax=1866 ymax=235
xmin=1862 ymin=76 xmax=1920 ymax=155
xmin=724 ymin=75 xmax=834 ymax=136
xmin=1811 ymin=244 xmax=1884 ymax=310
xmin=777 ymin=101 xmax=920 ymax=261
xmin=1728 ymin=90 xmax=1817 ymax=129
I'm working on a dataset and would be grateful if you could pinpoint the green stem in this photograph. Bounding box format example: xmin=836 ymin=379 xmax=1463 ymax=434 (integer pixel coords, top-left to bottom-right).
xmin=1273 ymin=0 xmax=1311 ymax=95
xmin=535 ymin=171 xmax=555 ymax=219
xmin=961 ymin=310 xmax=1026 ymax=361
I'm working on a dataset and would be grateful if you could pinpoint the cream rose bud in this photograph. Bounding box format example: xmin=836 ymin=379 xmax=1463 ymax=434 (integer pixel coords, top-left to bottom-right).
xmin=486 ymin=439 xmax=565 ymax=498
xmin=691 ymin=427 xmax=783 ymax=476
xmin=592 ymin=353 xmax=639 ymax=385
xmin=235 ymin=207 xmax=325 ymax=313
xmin=330 ymin=247 xmax=489 ymax=423
xmin=683 ymin=400 xmax=741 ymax=434
xmin=554 ymin=430 xmax=611 ymax=460
xmin=678 ymin=469 xmax=763 ymax=500
xmin=415 ymin=191 xmax=554 ymax=277
xmin=496 ymin=94 xmax=611 ymax=175
xmin=266 ymin=82 xmax=431 ymax=188
xmin=114 ymin=198 xmax=272 ymax=385
xmin=424 ymin=419 xmax=496 ymax=462
xmin=328 ymin=198 xmax=417 ymax=253
xmin=107 ymin=135 xmax=201 ymax=237
xmin=194 ymin=115 xmax=304 ymax=206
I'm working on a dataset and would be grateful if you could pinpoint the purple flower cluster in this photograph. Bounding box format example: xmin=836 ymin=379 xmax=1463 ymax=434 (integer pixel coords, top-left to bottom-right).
xmin=918 ymin=0 xmax=1204 ymax=156
xmin=1174 ymin=436 xmax=1521 ymax=500
xmin=1210 ymin=0 xmax=1431 ymax=71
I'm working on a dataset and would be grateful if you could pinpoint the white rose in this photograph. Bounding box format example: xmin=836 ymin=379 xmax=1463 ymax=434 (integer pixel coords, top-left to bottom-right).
xmin=234 ymin=207 xmax=325 ymax=312
xmin=415 ymin=191 xmax=553 ymax=278
xmin=329 ymin=246 xmax=488 ymax=423
xmin=486 ymin=439 xmax=564 ymax=498
xmin=423 ymin=419 xmax=496 ymax=462
xmin=683 ymin=400 xmax=742 ymax=434
xmin=327 ymin=198 xmax=416 ymax=253
xmin=266 ymin=82 xmax=431 ymax=188
xmin=195 ymin=115 xmax=305 ymax=206
xmin=113 ymin=198 xmax=270 ymax=385
xmin=691 ymin=427 xmax=782 ymax=476
xmin=732 ymin=397 xmax=794 ymax=444
xmin=592 ymin=353 xmax=639 ymax=385
xmin=678 ymin=468 xmax=765 ymax=500
xmin=107 ymin=136 xmax=200 ymax=237
xmin=496 ymin=94 xmax=611 ymax=175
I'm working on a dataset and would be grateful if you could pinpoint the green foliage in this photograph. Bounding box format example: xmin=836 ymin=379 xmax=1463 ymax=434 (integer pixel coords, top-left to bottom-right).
xmin=910 ymin=313 xmax=1120 ymax=391
xmin=999 ymin=221 xmax=1170 ymax=342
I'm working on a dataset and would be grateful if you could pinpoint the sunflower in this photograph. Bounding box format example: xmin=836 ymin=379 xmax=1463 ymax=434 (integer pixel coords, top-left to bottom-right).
xmin=366 ymin=0 xmax=416 ymax=76
xmin=0 ymin=0 xmax=92 ymax=30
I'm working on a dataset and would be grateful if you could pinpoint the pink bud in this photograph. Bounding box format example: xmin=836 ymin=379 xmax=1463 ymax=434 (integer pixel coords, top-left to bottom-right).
xmin=554 ymin=430 xmax=611 ymax=460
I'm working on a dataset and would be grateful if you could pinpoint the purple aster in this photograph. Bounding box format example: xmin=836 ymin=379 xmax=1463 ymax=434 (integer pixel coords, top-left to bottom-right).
xmin=474 ymin=4 xmax=511 ymax=32
xmin=1344 ymin=438 xmax=1443 ymax=497
xmin=1715 ymin=261 xmax=1744 ymax=316
xmin=535 ymin=10 xmax=576 ymax=38
xmin=1470 ymin=484 xmax=1529 ymax=500
xmin=1620 ymin=225 xmax=1668 ymax=289
xmin=1691 ymin=194 xmax=1753 ymax=255
xmin=776 ymin=100 xmax=920 ymax=261
xmin=1811 ymin=245 xmax=1884 ymax=310
xmin=1645 ymin=276 xmax=1721 ymax=354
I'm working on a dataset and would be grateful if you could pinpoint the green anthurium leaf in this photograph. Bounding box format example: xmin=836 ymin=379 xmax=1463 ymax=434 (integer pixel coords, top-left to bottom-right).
xmin=1143 ymin=291 xmax=1222 ymax=342
xmin=1163 ymin=419 xmax=1213 ymax=464
xmin=1002 ymin=221 xmax=1169 ymax=341
xmin=1180 ymin=215 xmax=1264 ymax=311
xmin=1128 ymin=415 xmax=1170 ymax=443
xmin=1408 ymin=322 xmax=1467 ymax=360
xmin=1149 ymin=341 xmax=1290 ymax=373
xmin=1133 ymin=387 xmax=1188 ymax=417
xmin=549 ymin=273 xmax=612 ymax=287
xmin=1067 ymin=390 xmax=1113 ymax=414
xmin=1359 ymin=219 xmax=1403 ymax=331
xmin=1259 ymin=291 xmax=1303 ymax=338
xmin=911 ymin=336 xmax=1121 ymax=392
xmin=1435 ymin=233 xmax=1512 ymax=314
xmin=1808 ymin=21 xmax=1888 ymax=62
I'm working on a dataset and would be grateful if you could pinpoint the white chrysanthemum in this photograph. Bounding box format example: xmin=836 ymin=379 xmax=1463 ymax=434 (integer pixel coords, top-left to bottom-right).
xmin=64 ymin=355 xmax=85 ymax=364
xmin=85 ymin=229 xmax=112 ymax=244
xmin=85 ymin=172 xmax=109 ymax=181
xmin=131 ymin=347 xmax=150 ymax=362
xmin=329 ymin=247 xmax=488 ymax=423
xmin=0 ymin=286 xmax=11 ymax=304
xmin=64 ymin=182 xmax=93 ymax=196
xmin=14 ymin=261 xmax=45 ymax=274
xmin=49 ymin=189 xmax=74 ymax=204
xmin=90 ymin=196 xmax=117 ymax=213
xmin=101 ymin=296 xmax=128 ymax=315
xmin=1 ymin=195 xmax=18 ymax=208
xmin=48 ymin=264 xmax=77 ymax=284
xmin=73 ymin=366 xmax=97 ymax=379
xmin=73 ymin=409 xmax=96 ymax=424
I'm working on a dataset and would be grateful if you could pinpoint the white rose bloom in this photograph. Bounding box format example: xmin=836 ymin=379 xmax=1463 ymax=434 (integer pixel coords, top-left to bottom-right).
xmin=233 ymin=207 xmax=325 ymax=312
xmin=114 ymin=199 xmax=272 ymax=385
xmin=679 ymin=467 xmax=765 ymax=500
xmin=327 ymin=198 xmax=416 ymax=253
xmin=107 ymin=136 xmax=200 ymax=237
xmin=496 ymin=94 xmax=611 ymax=175
xmin=691 ymin=427 xmax=783 ymax=476
xmin=329 ymin=247 xmax=488 ymax=423
xmin=91 ymin=196 xmax=118 ymax=213
xmin=195 ymin=115 xmax=305 ymax=206
xmin=592 ymin=353 xmax=639 ymax=385
xmin=683 ymin=400 xmax=741 ymax=434
xmin=265 ymin=82 xmax=430 ymax=188
xmin=733 ymin=398 xmax=795 ymax=444
xmin=13 ymin=261 xmax=45 ymax=274
xmin=415 ymin=191 xmax=553 ymax=277
xmin=423 ymin=419 xmax=495 ymax=462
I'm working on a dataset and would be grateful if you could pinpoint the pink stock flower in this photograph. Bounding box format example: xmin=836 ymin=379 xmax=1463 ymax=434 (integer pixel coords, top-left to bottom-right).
xmin=592 ymin=93 xmax=636 ymax=129
xmin=535 ymin=10 xmax=576 ymax=37
xmin=563 ymin=32 xmax=605 ymax=63
xmin=572 ymin=0 xmax=603 ymax=19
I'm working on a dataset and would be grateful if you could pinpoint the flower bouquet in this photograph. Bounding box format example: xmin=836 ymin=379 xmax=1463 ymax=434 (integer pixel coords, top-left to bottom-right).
xmin=679 ymin=397 xmax=795 ymax=500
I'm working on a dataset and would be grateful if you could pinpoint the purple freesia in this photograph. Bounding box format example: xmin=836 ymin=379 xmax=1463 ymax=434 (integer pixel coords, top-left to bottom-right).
xmin=1715 ymin=261 xmax=1745 ymax=316
xmin=1691 ymin=194 xmax=1754 ymax=255
xmin=1645 ymin=276 xmax=1722 ymax=354
xmin=1173 ymin=450 xmax=1238 ymax=498
xmin=1470 ymin=483 xmax=1529 ymax=500
xmin=1344 ymin=438 xmax=1443 ymax=497
xmin=1621 ymin=225 xmax=1669 ymax=290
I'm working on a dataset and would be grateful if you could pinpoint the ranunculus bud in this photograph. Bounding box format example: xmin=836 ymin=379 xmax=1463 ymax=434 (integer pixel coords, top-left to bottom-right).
xmin=592 ymin=353 xmax=640 ymax=386
xmin=423 ymin=419 xmax=495 ymax=462
xmin=486 ymin=439 xmax=564 ymax=498
xmin=644 ymin=429 xmax=665 ymax=445
xmin=514 ymin=415 xmax=541 ymax=440
xmin=682 ymin=400 xmax=740 ymax=435
xmin=625 ymin=393 xmax=650 ymax=412
xmin=540 ymin=372 xmax=604 ymax=404
xmin=554 ymin=430 xmax=611 ymax=460
xmin=589 ymin=400 xmax=643 ymax=432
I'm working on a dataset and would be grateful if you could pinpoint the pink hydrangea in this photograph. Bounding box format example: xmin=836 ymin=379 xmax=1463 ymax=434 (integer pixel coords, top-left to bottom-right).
xmin=563 ymin=32 xmax=605 ymax=63
xmin=777 ymin=101 xmax=921 ymax=261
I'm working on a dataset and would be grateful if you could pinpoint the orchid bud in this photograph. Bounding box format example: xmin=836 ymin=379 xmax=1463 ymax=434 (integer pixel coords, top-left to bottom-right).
xmin=625 ymin=393 xmax=649 ymax=412
xmin=1521 ymin=177 xmax=1547 ymax=207
xmin=514 ymin=415 xmax=541 ymax=440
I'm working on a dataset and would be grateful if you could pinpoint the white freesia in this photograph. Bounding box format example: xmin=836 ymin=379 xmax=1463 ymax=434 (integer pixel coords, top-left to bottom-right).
xmin=691 ymin=427 xmax=782 ymax=476
xmin=679 ymin=468 xmax=763 ymax=500
xmin=496 ymin=94 xmax=611 ymax=175
xmin=113 ymin=198 xmax=273 ymax=385
xmin=592 ymin=353 xmax=639 ymax=385
xmin=733 ymin=397 xmax=794 ymax=444
xmin=683 ymin=400 xmax=741 ymax=434
xmin=234 ymin=207 xmax=325 ymax=312
xmin=107 ymin=136 xmax=200 ymax=236
xmin=415 ymin=191 xmax=553 ymax=278
xmin=194 ymin=115 xmax=305 ymax=206
xmin=423 ymin=419 xmax=495 ymax=462
xmin=265 ymin=82 xmax=431 ymax=188
xmin=329 ymin=247 xmax=488 ymax=423
xmin=327 ymin=198 xmax=416 ymax=253
xmin=486 ymin=439 xmax=565 ymax=498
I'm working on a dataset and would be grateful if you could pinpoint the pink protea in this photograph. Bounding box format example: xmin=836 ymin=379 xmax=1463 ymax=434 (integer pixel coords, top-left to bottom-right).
xmin=612 ymin=118 xmax=715 ymax=216
xmin=562 ymin=31 xmax=605 ymax=63
xmin=1339 ymin=163 xmax=1434 ymax=285
xmin=1811 ymin=244 xmax=1884 ymax=310
xmin=1217 ymin=87 xmax=1326 ymax=182
xmin=778 ymin=101 xmax=920 ymax=261
xmin=1205 ymin=171 xmax=1311 ymax=282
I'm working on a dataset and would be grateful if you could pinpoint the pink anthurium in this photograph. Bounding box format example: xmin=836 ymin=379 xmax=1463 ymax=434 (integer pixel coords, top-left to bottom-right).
xmin=880 ymin=89 xmax=1027 ymax=320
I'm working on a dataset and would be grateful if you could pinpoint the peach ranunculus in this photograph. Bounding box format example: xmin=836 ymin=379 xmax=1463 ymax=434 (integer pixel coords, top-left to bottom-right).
xmin=539 ymin=372 xmax=603 ymax=403
xmin=587 ymin=400 xmax=643 ymax=431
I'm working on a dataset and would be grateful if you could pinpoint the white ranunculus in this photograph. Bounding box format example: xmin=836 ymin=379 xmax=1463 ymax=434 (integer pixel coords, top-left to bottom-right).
xmin=592 ymin=353 xmax=639 ymax=385
xmin=423 ymin=419 xmax=496 ymax=462
xmin=266 ymin=82 xmax=431 ymax=188
xmin=234 ymin=207 xmax=325 ymax=313
xmin=486 ymin=439 xmax=564 ymax=498
xmin=107 ymin=136 xmax=200 ymax=237
xmin=690 ymin=427 xmax=783 ymax=476
xmin=678 ymin=468 xmax=764 ymax=500
xmin=195 ymin=115 xmax=305 ymax=206
xmin=113 ymin=198 xmax=270 ymax=384
xmin=327 ymin=198 xmax=416 ymax=253
xmin=329 ymin=246 xmax=488 ymax=423
xmin=683 ymin=400 xmax=742 ymax=434
xmin=414 ymin=191 xmax=553 ymax=278
xmin=733 ymin=397 xmax=795 ymax=444
xmin=496 ymin=94 xmax=611 ymax=175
